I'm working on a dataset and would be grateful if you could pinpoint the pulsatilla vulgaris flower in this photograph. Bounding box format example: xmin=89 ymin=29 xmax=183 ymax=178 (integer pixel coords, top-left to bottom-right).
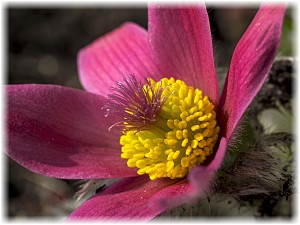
xmin=6 ymin=3 xmax=285 ymax=221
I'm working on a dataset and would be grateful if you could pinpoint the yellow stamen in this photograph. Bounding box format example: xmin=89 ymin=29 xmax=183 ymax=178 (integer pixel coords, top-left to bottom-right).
xmin=120 ymin=78 xmax=220 ymax=180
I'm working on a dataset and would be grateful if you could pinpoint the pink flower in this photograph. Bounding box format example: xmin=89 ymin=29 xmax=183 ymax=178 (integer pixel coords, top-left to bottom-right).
xmin=6 ymin=3 xmax=285 ymax=221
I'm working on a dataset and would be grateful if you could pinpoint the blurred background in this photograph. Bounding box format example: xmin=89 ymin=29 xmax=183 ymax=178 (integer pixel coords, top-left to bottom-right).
xmin=6 ymin=4 xmax=294 ymax=219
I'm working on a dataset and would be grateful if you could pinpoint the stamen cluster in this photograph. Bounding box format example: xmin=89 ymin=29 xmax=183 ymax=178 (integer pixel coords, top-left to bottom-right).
xmin=107 ymin=77 xmax=220 ymax=180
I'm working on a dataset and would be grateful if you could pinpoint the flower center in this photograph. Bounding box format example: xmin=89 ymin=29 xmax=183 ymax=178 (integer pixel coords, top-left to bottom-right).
xmin=104 ymin=75 xmax=220 ymax=180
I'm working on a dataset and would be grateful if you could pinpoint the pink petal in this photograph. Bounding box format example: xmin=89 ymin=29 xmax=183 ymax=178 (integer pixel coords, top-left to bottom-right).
xmin=219 ymin=5 xmax=286 ymax=139
xmin=148 ymin=3 xmax=218 ymax=105
xmin=7 ymin=84 xmax=137 ymax=179
xmin=78 ymin=22 xmax=163 ymax=97
xmin=68 ymin=175 xmax=179 ymax=221
xmin=68 ymin=139 xmax=227 ymax=220
xmin=150 ymin=180 xmax=191 ymax=211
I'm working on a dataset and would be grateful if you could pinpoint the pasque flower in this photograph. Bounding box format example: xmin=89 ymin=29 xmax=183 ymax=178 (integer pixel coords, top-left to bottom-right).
xmin=6 ymin=3 xmax=285 ymax=221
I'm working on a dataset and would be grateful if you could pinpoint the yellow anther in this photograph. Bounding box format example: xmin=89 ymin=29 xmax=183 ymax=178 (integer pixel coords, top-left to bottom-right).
xmin=188 ymin=89 xmax=193 ymax=99
xmin=191 ymin=139 xmax=198 ymax=149
xmin=134 ymin=144 xmax=145 ymax=151
xmin=203 ymin=129 xmax=211 ymax=137
xmin=167 ymin=120 xmax=175 ymax=129
xmin=154 ymin=146 xmax=162 ymax=155
xmin=214 ymin=126 xmax=220 ymax=134
xmin=136 ymin=159 xmax=147 ymax=168
xmin=121 ymin=152 xmax=131 ymax=158
xmin=176 ymin=130 xmax=183 ymax=139
xmin=164 ymin=139 xmax=177 ymax=146
xmin=165 ymin=149 xmax=173 ymax=155
xmin=189 ymin=106 xmax=197 ymax=115
xmin=208 ymin=120 xmax=217 ymax=129
xmin=145 ymin=152 xmax=158 ymax=159
xmin=166 ymin=161 xmax=175 ymax=172
xmin=127 ymin=158 xmax=138 ymax=167
xmin=208 ymin=104 xmax=215 ymax=111
xmin=173 ymin=119 xmax=179 ymax=127
xmin=167 ymin=152 xmax=175 ymax=161
xmin=206 ymin=113 xmax=213 ymax=120
xmin=198 ymin=140 xmax=207 ymax=148
xmin=173 ymin=150 xmax=181 ymax=159
xmin=166 ymin=131 xmax=175 ymax=139
xmin=194 ymin=133 xmax=203 ymax=141
xmin=178 ymin=121 xmax=187 ymax=129
xmin=206 ymin=138 xmax=213 ymax=146
xmin=186 ymin=146 xmax=193 ymax=155
xmin=182 ymin=129 xmax=188 ymax=138
xmin=200 ymin=122 xmax=209 ymax=128
xmin=185 ymin=97 xmax=191 ymax=106
xmin=137 ymin=167 xmax=148 ymax=175
xmin=180 ymin=111 xmax=189 ymax=120
xmin=186 ymin=115 xmax=195 ymax=122
xmin=193 ymin=149 xmax=203 ymax=156
xmin=191 ymin=125 xmax=200 ymax=131
xmin=133 ymin=153 xmax=144 ymax=159
xmin=193 ymin=111 xmax=202 ymax=118
xmin=155 ymin=163 xmax=165 ymax=169
xmin=181 ymin=157 xmax=189 ymax=167
xmin=198 ymin=100 xmax=203 ymax=109
xmin=119 ymin=77 xmax=220 ymax=180
xmin=146 ymin=167 xmax=156 ymax=174
xmin=193 ymin=94 xmax=200 ymax=104
xmin=199 ymin=115 xmax=207 ymax=121
xmin=179 ymin=87 xmax=187 ymax=98
xmin=182 ymin=138 xmax=189 ymax=147
xmin=144 ymin=141 xmax=155 ymax=149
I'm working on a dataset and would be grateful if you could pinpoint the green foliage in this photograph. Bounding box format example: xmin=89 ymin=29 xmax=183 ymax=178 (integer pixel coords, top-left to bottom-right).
xmin=278 ymin=8 xmax=294 ymax=56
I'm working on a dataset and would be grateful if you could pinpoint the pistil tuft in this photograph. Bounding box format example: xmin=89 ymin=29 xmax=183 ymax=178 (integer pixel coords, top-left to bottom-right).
xmin=102 ymin=74 xmax=167 ymax=132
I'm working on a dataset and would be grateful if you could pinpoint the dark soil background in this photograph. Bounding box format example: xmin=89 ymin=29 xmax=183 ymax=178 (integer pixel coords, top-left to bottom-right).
xmin=6 ymin=4 xmax=294 ymax=219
